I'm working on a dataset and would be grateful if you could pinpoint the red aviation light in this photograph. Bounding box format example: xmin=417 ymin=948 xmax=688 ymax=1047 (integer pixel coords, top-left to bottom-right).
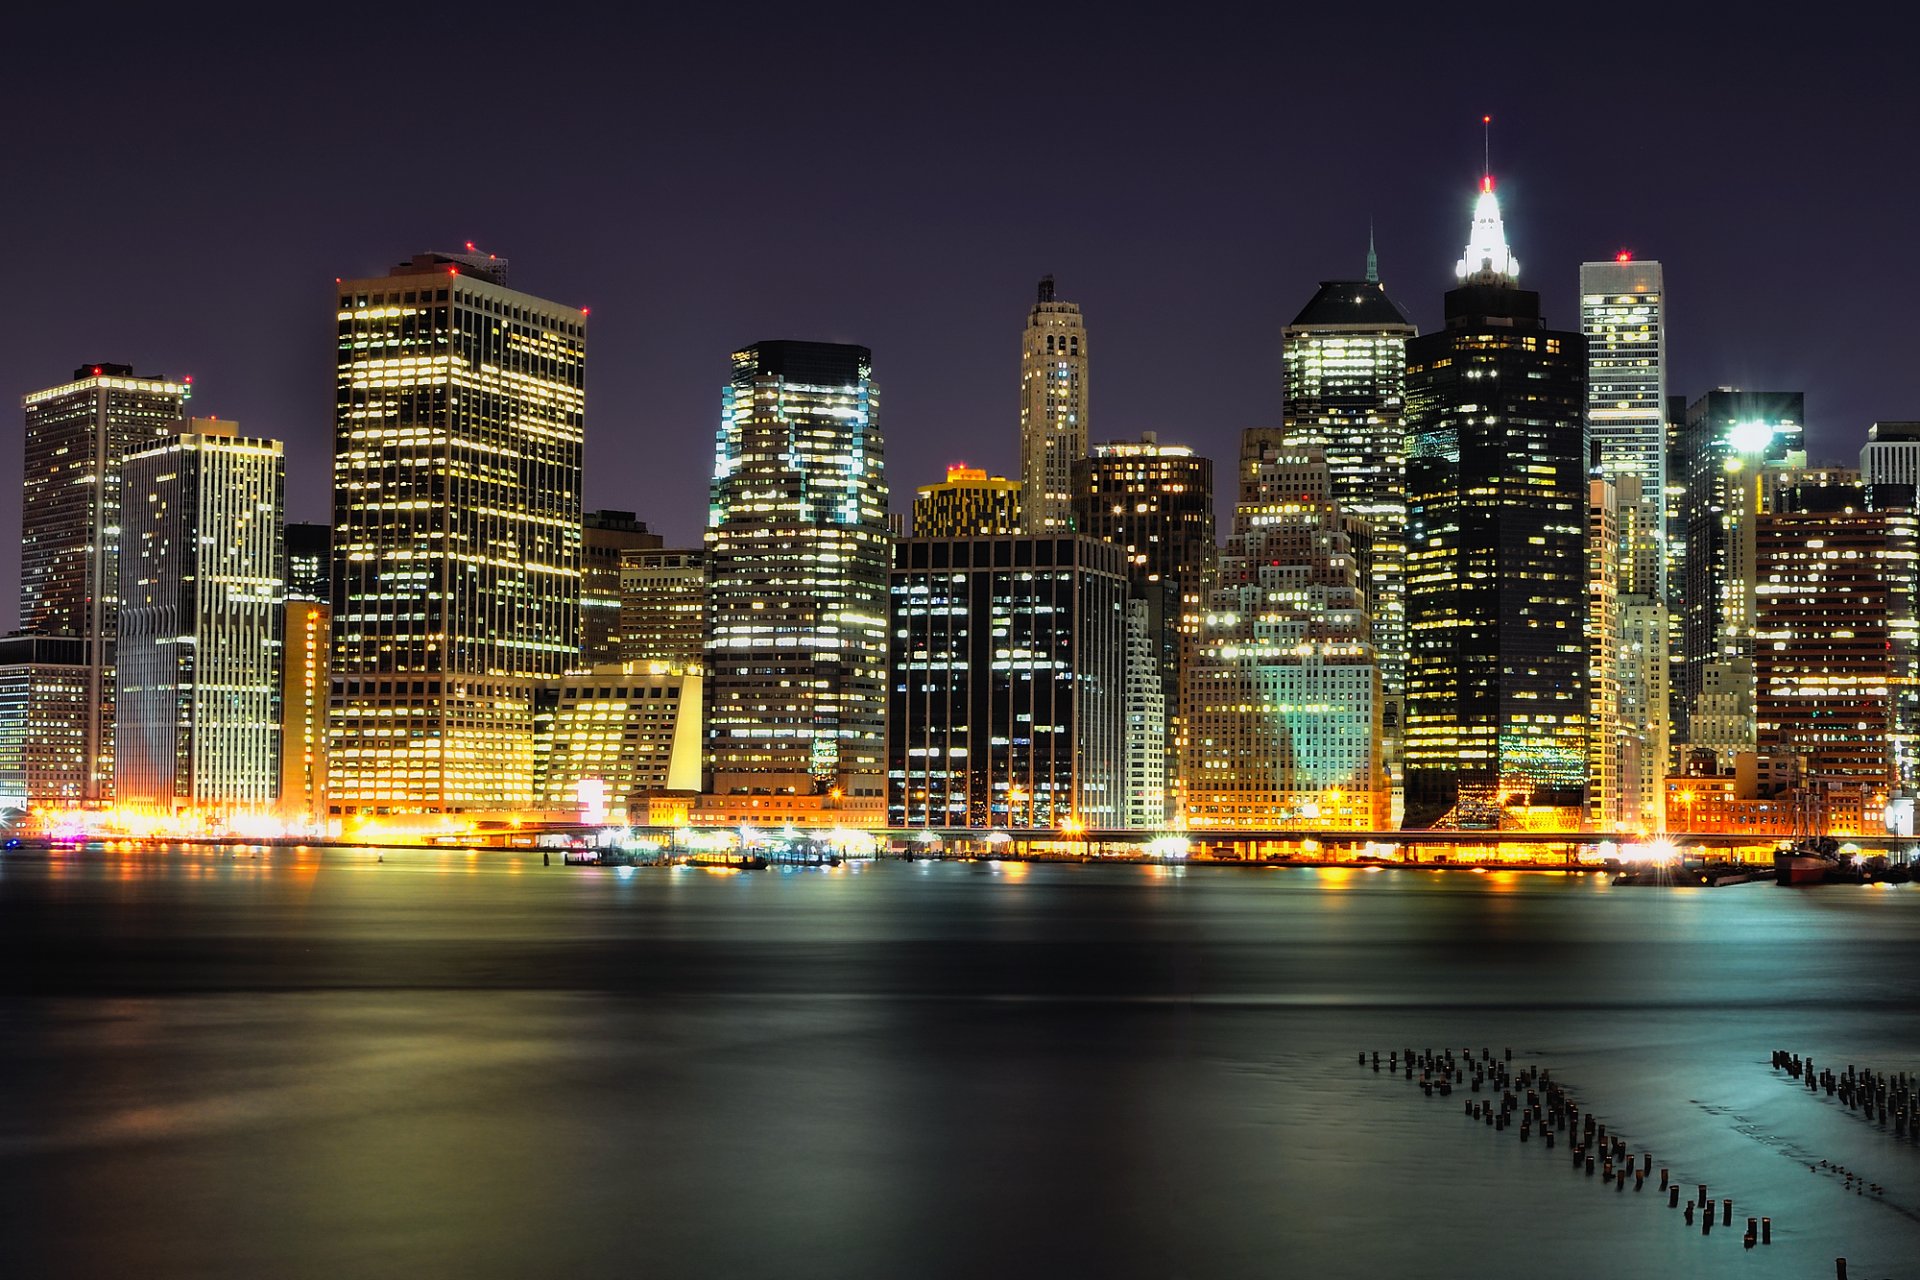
xmin=1616 ymin=250 xmax=1633 ymax=262
xmin=465 ymin=241 xmax=476 ymax=251
xmin=91 ymin=366 xmax=102 ymax=375
xmin=1482 ymin=175 xmax=1494 ymax=193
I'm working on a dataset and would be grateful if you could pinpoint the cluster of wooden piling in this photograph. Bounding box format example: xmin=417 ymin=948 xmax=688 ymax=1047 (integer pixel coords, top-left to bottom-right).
xmin=1363 ymin=1046 xmax=1772 ymax=1250
xmin=1773 ymin=1050 xmax=1918 ymax=1142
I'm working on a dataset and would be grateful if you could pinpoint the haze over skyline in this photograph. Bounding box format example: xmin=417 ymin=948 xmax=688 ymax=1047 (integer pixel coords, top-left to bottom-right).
xmin=2 ymin=7 xmax=1909 ymax=632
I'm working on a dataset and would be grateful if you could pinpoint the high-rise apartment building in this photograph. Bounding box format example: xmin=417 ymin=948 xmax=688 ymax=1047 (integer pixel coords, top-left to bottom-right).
xmin=116 ymin=420 xmax=285 ymax=813
xmin=581 ymin=510 xmax=662 ymax=667
xmin=1404 ymin=177 xmax=1588 ymax=826
xmin=912 ymin=465 xmax=1022 ymax=537
xmin=1755 ymin=485 xmax=1917 ymax=801
xmin=0 ymin=635 xmax=90 ymax=815
xmin=619 ymin=548 xmax=707 ymax=670
xmin=1581 ymin=258 xmax=1667 ymax=558
xmin=705 ymin=341 xmax=889 ymax=822
xmin=1674 ymin=390 xmax=1805 ymax=748
xmin=1071 ymin=433 xmax=1215 ymax=824
xmin=284 ymin=522 xmax=331 ymax=604
xmin=1018 ymin=277 xmax=1088 ymax=532
xmin=1184 ymin=440 xmax=1385 ymax=830
xmin=279 ymin=600 xmax=330 ymax=824
xmin=20 ymin=363 xmax=192 ymax=802
xmin=330 ymin=251 xmax=585 ymax=814
xmin=1282 ymin=261 xmax=1415 ymax=798
xmin=888 ymin=535 xmax=1127 ymax=829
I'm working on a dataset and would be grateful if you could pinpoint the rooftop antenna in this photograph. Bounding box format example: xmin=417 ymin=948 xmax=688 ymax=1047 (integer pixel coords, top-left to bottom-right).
xmin=1365 ymin=218 xmax=1378 ymax=283
xmin=1482 ymin=115 xmax=1492 ymax=191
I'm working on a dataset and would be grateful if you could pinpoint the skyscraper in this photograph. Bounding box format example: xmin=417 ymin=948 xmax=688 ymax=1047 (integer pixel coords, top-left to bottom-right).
xmin=330 ymin=250 xmax=585 ymax=814
xmin=705 ymin=341 xmax=889 ymax=823
xmin=619 ymin=548 xmax=707 ymax=670
xmin=1184 ymin=439 xmax=1385 ymax=830
xmin=581 ymin=510 xmax=662 ymax=667
xmin=1281 ymin=259 xmax=1416 ymax=805
xmin=1071 ymin=433 xmax=1215 ymax=825
xmin=1674 ymin=389 xmax=1805 ymax=752
xmin=283 ymin=522 xmax=331 ymax=604
xmin=1861 ymin=421 xmax=1920 ymax=493
xmin=0 ymin=636 xmax=90 ymax=816
xmin=116 ymin=419 xmax=285 ymax=814
xmin=1404 ymin=175 xmax=1588 ymax=827
xmin=1580 ymin=257 xmax=1667 ymax=557
xmin=533 ymin=665 xmax=703 ymax=822
xmin=20 ymin=363 xmax=192 ymax=802
xmin=889 ymin=535 xmax=1127 ymax=829
xmin=280 ymin=599 xmax=330 ymax=825
xmin=1018 ymin=277 xmax=1088 ymax=532
xmin=913 ymin=465 xmax=1022 ymax=537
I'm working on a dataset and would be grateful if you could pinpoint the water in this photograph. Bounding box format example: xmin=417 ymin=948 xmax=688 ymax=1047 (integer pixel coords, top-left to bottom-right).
xmin=2 ymin=847 xmax=1916 ymax=1278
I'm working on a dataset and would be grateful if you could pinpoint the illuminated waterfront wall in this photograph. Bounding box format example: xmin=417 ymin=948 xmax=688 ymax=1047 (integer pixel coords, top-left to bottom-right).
xmin=117 ymin=421 xmax=285 ymax=812
xmin=19 ymin=364 xmax=192 ymax=803
xmin=330 ymin=251 xmax=585 ymax=814
xmin=705 ymin=341 xmax=889 ymax=806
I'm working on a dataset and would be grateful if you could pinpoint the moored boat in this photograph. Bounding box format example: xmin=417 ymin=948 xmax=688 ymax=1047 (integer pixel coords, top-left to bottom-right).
xmin=1774 ymin=836 xmax=1841 ymax=886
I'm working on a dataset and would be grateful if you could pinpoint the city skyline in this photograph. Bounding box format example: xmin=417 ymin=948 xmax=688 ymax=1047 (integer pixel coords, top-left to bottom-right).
xmin=0 ymin=13 xmax=1906 ymax=637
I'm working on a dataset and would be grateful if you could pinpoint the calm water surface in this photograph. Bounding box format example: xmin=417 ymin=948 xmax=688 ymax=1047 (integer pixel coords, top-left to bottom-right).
xmin=2 ymin=847 xmax=1916 ymax=1278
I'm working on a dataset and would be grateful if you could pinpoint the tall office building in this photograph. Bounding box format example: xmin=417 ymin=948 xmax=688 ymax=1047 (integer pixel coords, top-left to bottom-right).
xmin=1071 ymin=433 xmax=1215 ymax=824
xmin=1404 ymin=175 xmax=1588 ymax=827
xmin=1755 ymin=485 xmax=1917 ymax=801
xmin=1862 ymin=421 xmax=1920 ymax=492
xmin=619 ymin=548 xmax=707 ymax=670
xmin=116 ymin=420 xmax=285 ymax=813
xmin=1588 ymin=474 xmax=1621 ymax=827
xmin=913 ymin=465 xmax=1022 ymax=536
xmin=581 ymin=510 xmax=662 ymax=667
xmin=888 ymin=535 xmax=1127 ymax=829
xmin=330 ymin=250 xmax=585 ymax=814
xmin=705 ymin=341 xmax=889 ymax=821
xmin=1184 ymin=440 xmax=1385 ymax=830
xmin=20 ymin=363 xmax=192 ymax=802
xmin=1674 ymin=390 xmax=1805 ymax=749
xmin=1580 ymin=258 xmax=1667 ymax=553
xmin=1281 ymin=259 xmax=1416 ymax=797
xmin=0 ymin=635 xmax=90 ymax=815
xmin=1018 ymin=277 xmax=1088 ymax=532
xmin=283 ymin=522 xmax=331 ymax=603
xmin=280 ymin=601 xmax=330 ymax=824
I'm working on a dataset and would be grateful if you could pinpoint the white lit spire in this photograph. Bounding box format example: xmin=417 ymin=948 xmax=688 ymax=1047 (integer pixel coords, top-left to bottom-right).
xmin=1455 ymin=175 xmax=1518 ymax=284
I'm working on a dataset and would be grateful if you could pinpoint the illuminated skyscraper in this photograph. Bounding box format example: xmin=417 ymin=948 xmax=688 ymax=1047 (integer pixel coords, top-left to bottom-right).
xmin=283 ymin=522 xmax=331 ymax=604
xmin=1404 ymin=176 xmax=1588 ymax=826
xmin=20 ymin=363 xmax=192 ymax=802
xmin=581 ymin=510 xmax=662 ymax=667
xmin=1018 ymin=277 xmax=1088 ymax=532
xmin=1072 ymin=433 xmax=1215 ymax=824
xmin=705 ymin=341 xmax=889 ymax=822
xmin=913 ymin=465 xmax=1022 ymax=536
xmin=280 ymin=601 xmax=330 ymax=824
xmin=116 ymin=419 xmax=285 ymax=814
xmin=1861 ymin=421 xmax=1920 ymax=492
xmin=330 ymin=250 xmax=585 ymax=814
xmin=533 ymin=665 xmax=703 ymax=822
xmin=1282 ymin=258 xmax=1416 ymax=802
xmin=0 ymin=636 xmax=90 ymax=815
xmin=888 ymin=535 xmax=1127 ymax=829
xmin=1184 ymin=439 xmax=1385 ymax=830
xmin=1674 ymin=389 xmax=1805 ymax=750
xmin=619 ymin=548 xmax=707 ymax=670
xmin=1580 ymin=258 xmax=1667 ymax=560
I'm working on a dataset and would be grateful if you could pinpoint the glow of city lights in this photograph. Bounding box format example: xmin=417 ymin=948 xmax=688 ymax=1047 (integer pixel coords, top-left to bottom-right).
xmin=1727 ymin=420 xmax=1776 ymax=454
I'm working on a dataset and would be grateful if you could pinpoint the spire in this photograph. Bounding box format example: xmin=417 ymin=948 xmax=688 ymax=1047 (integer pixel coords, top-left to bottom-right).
xmin=1365 ymin=221 xmax=1378 ymax=284
xmin=1454 ymin=176 xmax=1518 ymax=284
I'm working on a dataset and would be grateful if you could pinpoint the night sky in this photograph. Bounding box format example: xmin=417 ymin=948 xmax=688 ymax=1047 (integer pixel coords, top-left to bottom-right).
xmin=2 ymin=9 xmax=1911 ymax=631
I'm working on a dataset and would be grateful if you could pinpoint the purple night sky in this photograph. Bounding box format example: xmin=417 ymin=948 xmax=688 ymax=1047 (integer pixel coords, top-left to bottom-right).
xmin=1 ymin=10 xmax=1910 ymax=630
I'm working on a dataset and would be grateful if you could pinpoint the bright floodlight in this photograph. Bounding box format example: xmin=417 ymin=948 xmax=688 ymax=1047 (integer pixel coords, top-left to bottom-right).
xmin=1727 ymin=420 xmax=1775 ymax=454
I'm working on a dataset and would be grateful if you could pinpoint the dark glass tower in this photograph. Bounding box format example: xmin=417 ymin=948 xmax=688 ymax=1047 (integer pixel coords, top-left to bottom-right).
xmin=1403 ymin=177 xmax=1588 ymax=827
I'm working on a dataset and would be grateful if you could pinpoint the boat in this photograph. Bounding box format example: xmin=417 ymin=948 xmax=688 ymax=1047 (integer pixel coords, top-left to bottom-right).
xmin=1774 ymin=836 xmax=1842 ymax=886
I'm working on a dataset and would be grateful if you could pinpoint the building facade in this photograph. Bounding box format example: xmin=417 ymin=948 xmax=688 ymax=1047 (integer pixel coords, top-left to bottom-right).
xmin=1018 ymin=277 xmax=1088 ymax=533
xmin=20 ymin=364 xmax=192 ymax=803
xmin=284 ymin=522 xmax=331 ymax=604
xmin=532 ymin=665 xmax=703 ymax=822
xmin=1404 ymin=178 xmax=1588 ymax=826
xmin=116 ymin=420 xmax=285 ymax=813
xmin=279 ymin=600 xmax=330 ymax=825
xmin=0 ymin=636 xmax=90 ymax=816
xmin=330 ymin=250 xmax=585 ymax=814
xmin=581 ymin=510 xmax=663 ymax=668
xmin=912 ymin=465 xmax=1022 ymax=537
xmin=888 ymin=535 xmax=1127 ymax=829
xmin=1184 ymin=441 xmax=1385 ymax=830
xmin=1281 ymin=264 xmax=1416 ymax=806
xmin=1580 ymin=258 xmax=1667 ymax=561
xmin=705 ymin=341 xmax=889 ymax=821
xmin=619 ymin=548 xmax=708 ymax=670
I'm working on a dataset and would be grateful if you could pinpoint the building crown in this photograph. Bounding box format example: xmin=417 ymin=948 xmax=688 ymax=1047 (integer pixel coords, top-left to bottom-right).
xmin=1454 ymin=177 xmax=1518 ymax=285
